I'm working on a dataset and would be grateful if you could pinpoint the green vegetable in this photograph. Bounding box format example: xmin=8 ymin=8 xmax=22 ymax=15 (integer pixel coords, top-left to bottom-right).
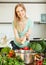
xmin=29 ymin=42 xmax=42 ymax=52
xmin=0 ymin=55 xmax=2 ymax=65
xmin=34 ymin=43 xmax=42 ymax=52
xmin=29 ymin=39 xmax=46 ymax=53
xmin=1 ymin=47 xmax=11 ymax=55
xmin=14 ymin=56 xmax=25 ymax=65
xmin=8 ymin=58 xmax=14 ymax=65
xmin=40 ymin=39 xmax=46 ymax=52
xmin=43 ymin=58 xmax=46 ymax=65
xmin=0 ymin=55 xmax=25 ymax=65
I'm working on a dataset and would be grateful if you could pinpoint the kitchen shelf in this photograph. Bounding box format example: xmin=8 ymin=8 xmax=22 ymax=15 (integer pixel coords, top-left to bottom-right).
xmin=0 ymin=22 xmax=12 ymax=24
xmin=0 ymin=2 xmax=46 ymax=4
xmin=34 ymin=21 xmax=46 ymax=24
xmin=0 ymin=21 xmax=46 ymax=24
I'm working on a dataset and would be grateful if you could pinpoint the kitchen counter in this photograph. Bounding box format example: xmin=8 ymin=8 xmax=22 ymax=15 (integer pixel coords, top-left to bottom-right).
xmin=0 ymin=43 xmax=8 ymax=47
xmin=0 ymin=43 xmax=9 ymax=51
xmin=30 ymin=38 xmax=46 ymax=42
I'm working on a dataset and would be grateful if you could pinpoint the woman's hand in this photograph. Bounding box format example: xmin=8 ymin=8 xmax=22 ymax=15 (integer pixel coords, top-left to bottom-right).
xmin=25 ymin=28 xmax=31 ymax=40
xmin=16 ymin=37 xmax=26 ymax=44
xmin=20 ymin=36 xmax=26 ymax=44
xmin=16 ymin=37 xmax=23 ymax=44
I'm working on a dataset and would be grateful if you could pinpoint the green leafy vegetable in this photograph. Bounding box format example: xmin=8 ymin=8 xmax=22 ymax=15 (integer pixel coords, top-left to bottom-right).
xmin=1 ymin=47 xmax=11 ymax=55
xmin=0 ymin=55 xmax=25 ymax=65
xmin=29 ymin=42 xmax=42 ymax=52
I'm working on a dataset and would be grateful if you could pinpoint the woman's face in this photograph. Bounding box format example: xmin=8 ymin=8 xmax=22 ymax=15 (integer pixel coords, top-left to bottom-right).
xmin=16 ymin=6 xmax=26 ymax=19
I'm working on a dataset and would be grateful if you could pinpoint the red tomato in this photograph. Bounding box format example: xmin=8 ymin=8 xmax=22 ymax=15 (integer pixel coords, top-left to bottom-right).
xmin=9 ymin=52 xmax=13 ymax=57
xmin=23 ymin=46 xmax=29 ymax=50
xmin=9 ymin=50 xmax=14 ymax=57
xmin=36 ymin=60 xmax=43 ymax=65
xmin=7 ymin=54 xmax=11 ymax=58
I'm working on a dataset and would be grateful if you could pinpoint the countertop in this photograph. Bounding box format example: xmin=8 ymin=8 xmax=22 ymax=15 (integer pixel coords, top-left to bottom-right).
xmin=30 ymin=38 xmax=46 ymax=42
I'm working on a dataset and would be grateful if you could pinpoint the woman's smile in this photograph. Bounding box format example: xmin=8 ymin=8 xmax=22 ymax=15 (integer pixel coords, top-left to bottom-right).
xmin=16 ymin=6 xmax=26 ymax=19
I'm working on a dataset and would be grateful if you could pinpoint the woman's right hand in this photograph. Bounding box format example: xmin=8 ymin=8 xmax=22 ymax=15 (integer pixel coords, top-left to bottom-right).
xmin=20 ymin=36 xmax=26 ymax=44
xmin=16 ymin=37 xmax=26 ymax=45
xmin=16 ymin=37 xmax=22 ymax=44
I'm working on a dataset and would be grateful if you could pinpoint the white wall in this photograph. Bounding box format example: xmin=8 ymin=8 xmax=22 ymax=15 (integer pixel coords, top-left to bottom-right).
xmin=0 ymin=4 xmax=46 ymax=22
xmin=25 ymin=4 xmax=46 ymax=22
xmin=0 ymin=3 xmax=46 ymax=39
xmin=44 ymin=25 xmax=46 ymax=38
xmin=0 ymin=23 xmax=46 ymax=39
xmin=32 ymin=24 xmax=46 ymax=38
xmin=0 ymin=24 xmax=14 ymax=39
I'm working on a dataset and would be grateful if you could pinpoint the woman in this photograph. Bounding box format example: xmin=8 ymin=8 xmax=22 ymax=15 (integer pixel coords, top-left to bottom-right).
xmin=10 ymin=3 xmax=33 ymax=50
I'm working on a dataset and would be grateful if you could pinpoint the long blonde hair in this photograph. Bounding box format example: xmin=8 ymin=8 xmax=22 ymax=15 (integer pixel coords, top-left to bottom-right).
xmin=13 ymin=3 xmax=27 ymax=32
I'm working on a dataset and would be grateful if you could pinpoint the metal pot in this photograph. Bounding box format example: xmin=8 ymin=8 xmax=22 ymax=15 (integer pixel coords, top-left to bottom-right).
xmin=24 ymin=50 xmax=33 ymax=64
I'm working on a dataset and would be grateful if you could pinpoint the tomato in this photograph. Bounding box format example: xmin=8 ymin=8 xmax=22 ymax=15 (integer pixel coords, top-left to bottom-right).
xmin=9 ymin=50 xmax=14 ymax=57
xmin=23 ymin=46 xmax=29 ymax=50
xmin=9 ymin=52 xmax=13 ymax=57
xmin=36 ymin=60 xmax=43 ymax=65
